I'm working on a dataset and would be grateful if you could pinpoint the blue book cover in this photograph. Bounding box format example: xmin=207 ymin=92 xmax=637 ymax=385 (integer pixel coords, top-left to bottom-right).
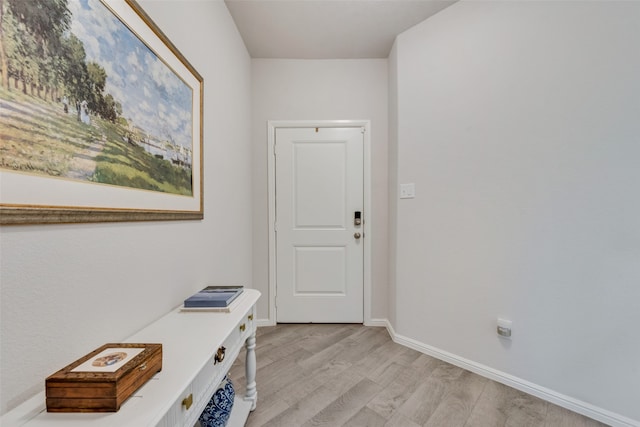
xmin=184 ymin=288 xmax=243 ymax=308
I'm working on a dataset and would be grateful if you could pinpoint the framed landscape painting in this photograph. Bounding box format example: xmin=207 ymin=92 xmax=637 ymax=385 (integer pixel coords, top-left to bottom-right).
xmin=0 ymin=0 xmax=203 ymax=224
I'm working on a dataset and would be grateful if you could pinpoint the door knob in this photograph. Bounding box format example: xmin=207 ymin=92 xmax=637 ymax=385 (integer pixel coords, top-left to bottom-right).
xmin=354 ymin=232 xmax=361 ymax=239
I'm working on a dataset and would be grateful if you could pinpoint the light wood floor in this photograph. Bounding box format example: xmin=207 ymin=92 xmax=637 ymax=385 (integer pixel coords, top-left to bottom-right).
xmin=229 ymin=324 xmax=608 ymax=427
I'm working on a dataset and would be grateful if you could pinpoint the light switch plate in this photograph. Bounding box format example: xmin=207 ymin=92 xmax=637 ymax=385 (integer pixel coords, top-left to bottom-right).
xmin=400 ymin=183 xmax=415 ymax=199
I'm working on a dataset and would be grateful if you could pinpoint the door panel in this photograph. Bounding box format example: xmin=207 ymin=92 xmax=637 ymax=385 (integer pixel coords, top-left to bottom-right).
xmin=275 ymin=127 xmax=363 ymax=323
xmin=294 ymin=246 xmax=346 ymax=295
xmin=293 ymin=142 xmax=346 ymax=228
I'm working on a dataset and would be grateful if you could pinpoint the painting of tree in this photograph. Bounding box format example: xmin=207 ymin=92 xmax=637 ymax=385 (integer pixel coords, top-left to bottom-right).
xmin=0 ymin=0 xmax=195 ymax=197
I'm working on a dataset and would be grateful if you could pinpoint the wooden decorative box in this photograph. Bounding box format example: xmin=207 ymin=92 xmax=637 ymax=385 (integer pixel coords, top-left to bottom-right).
xmin=45 ymin=343 xmax=162 ymax=412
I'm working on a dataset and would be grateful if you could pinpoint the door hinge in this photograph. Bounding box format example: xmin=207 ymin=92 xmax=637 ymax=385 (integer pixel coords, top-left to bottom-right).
xmin=361 ymin=127 xmax=365 ymax=134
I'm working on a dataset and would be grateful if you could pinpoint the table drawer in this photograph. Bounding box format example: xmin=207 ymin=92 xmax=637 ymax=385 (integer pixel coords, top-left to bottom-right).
xmin=164 ymin=313 xmax=255 ymax=427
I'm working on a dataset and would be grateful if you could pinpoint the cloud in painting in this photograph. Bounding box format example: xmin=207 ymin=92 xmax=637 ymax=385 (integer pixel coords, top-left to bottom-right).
xmin=68 ymin=0 xmax=193 ymax=149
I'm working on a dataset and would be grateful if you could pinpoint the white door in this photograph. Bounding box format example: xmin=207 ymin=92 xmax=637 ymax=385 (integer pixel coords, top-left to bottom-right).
xmin=275 ymin=127 xmax=364 ymax=323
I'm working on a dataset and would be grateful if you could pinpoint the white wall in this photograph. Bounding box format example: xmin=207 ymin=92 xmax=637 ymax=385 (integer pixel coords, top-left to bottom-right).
xmin=0 ymin=0 xmax=252 ymax=414
xmin=390 ymin=1 xmax=640 ymax=423
xmin=251 ymin=59 xmax=388 ymax=322
xmin=387 ymin=46 xmax=398 ymax=328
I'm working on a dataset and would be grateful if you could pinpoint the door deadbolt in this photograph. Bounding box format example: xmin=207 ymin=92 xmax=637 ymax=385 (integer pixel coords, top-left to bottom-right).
xmin=354 ymin=211 xmax=362 ymax=226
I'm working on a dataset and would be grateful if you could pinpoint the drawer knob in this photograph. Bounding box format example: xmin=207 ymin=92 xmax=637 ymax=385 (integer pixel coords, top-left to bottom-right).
xmin=248 ymin=314 xmax=254 ymax=321
xmin=214 ymin=346 xmax=226 ymax=365
xmin=182 ymin=393 xmax=193 ymax=410
xmin=239 ymin=323 xmax=246 ymax=332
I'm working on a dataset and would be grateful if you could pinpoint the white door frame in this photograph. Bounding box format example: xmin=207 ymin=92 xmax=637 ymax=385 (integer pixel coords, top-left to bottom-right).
xmin=267 ymin=120 xmax=372 ymax=325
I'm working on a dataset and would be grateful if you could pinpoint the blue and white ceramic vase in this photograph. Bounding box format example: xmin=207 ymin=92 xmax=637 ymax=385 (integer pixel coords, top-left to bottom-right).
xmin=198 ymin=375 xmax=235 ymax=427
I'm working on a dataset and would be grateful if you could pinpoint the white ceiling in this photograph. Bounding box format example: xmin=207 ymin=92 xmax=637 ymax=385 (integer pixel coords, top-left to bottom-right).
xmin=224 ymin=0 xmax=457 ymax=59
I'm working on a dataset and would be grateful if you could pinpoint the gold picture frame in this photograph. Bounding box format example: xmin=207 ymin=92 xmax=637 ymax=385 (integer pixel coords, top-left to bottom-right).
xmin=0 ymin=0 xmax=203 ymax=225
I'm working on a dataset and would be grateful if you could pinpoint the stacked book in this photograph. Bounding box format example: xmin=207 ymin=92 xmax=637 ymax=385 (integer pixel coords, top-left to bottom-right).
xmin=181 ymin=285 xmax=244 ymax=312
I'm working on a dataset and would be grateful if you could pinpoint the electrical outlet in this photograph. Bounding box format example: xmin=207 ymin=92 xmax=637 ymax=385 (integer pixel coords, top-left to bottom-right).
xmin=497 ymin=318 xmax=512 ymax=339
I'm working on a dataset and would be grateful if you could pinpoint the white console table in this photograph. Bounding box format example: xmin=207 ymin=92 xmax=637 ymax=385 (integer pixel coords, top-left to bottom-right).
xmin=2 ymin=289 xmax=261 ymax=427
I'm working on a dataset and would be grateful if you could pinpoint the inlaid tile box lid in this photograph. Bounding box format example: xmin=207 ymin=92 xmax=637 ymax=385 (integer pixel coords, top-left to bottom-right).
xmin=45 ymin=343 xmax=162 ymax=413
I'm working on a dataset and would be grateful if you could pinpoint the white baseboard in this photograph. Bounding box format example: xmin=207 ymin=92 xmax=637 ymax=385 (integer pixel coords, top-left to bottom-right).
xmin=257 ymin=318 xmax=387 ymax=328
xmin=256 ymin=318 xmax=276 ymax=327
xmin=380 ymin=320 xmax=638 ymax=427
xmin=365 ymin=318 xmax=388 ymax=327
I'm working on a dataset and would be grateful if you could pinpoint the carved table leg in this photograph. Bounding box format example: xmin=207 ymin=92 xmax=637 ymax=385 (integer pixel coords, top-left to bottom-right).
xmin=244 ymin=330 xmax=257 ymax=410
